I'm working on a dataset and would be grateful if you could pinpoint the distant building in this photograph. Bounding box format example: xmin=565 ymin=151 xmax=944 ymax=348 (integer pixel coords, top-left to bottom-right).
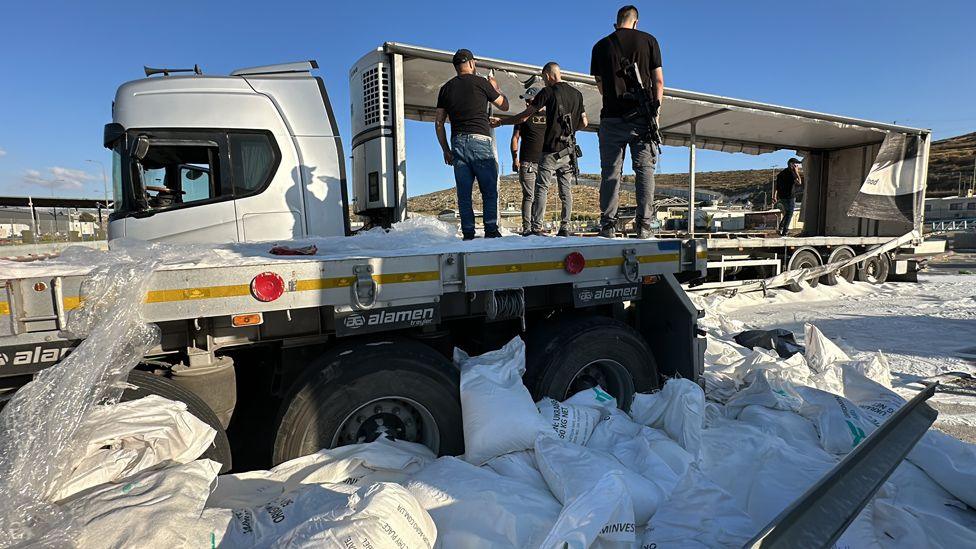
xmin=925 ymin=196 xmax=976 ymax=220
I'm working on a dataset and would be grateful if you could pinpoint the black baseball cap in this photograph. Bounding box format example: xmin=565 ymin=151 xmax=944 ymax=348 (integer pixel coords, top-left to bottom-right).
xmin=787 ymin=157 xmax=802 ymax=165
xmin=452 ymin=49 xmax=474 ymax=66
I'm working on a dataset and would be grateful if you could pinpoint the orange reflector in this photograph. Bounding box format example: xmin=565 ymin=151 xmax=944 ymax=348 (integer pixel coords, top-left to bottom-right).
xmin=231 ymin=313 xmax=263 ymax=327
xmin=643 ymin=275 xmax=660 ymax=284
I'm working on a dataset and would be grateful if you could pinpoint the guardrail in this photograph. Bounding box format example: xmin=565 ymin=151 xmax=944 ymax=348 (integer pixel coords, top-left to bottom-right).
xmin=930 ymin=219 xmax=975 ymax=231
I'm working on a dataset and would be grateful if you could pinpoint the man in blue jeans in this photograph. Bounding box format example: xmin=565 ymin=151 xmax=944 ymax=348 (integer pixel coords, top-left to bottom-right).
xmin=435 ymin=49 xmax=510 ymax=240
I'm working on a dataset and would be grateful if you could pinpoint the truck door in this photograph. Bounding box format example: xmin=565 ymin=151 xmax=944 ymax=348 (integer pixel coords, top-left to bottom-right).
xmin=111 ymin=131 xmax=240 ymax=243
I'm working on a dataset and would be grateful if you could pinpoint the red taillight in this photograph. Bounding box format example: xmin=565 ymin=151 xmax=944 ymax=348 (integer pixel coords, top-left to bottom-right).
xmin=564 ymin=252 xmax=586 ymax=275
xmin=251 ymin=272 xmax=285 ymax=302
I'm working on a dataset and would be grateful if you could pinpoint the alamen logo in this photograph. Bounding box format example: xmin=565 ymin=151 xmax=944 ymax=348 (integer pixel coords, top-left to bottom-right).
xmin=592 ymin=286 xmax=639 ymax=301
xmin=367 ymin=308 xmax=435 ymax=326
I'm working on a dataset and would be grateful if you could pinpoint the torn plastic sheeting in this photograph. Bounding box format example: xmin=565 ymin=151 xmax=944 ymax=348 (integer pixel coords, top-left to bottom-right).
xmin=804 ymin=323 xmax=851 ymax=374
xmin=454 ymin=336 xmax=552 ymax=466
xmin=0 ymin=241 xmax=200 ymax=547
xmin=53 ymin=394 xmax=216 ymax=502
xmin=207 ymin=437 xmax=434 ymax=509
xmin=734 ymin=328 xmax=805 ymax=358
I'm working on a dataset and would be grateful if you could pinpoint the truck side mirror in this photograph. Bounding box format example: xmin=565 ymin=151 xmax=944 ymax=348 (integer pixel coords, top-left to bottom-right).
xmin=131 ymin=135 xmax=150 ymax=160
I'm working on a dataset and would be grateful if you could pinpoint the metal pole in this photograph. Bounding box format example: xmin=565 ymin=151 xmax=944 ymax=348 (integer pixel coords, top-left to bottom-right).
xmin=689 ymin=120 xmax=697 ymax=237
xmin=86 ymin=159 xmax=109 ymax=205
xmin=28 ymin=196 xmax=38 ymax=239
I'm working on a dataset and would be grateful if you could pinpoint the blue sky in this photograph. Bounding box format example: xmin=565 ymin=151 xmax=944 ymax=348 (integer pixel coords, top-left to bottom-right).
xmin=1 ymin=0 xmax=974 ymax=199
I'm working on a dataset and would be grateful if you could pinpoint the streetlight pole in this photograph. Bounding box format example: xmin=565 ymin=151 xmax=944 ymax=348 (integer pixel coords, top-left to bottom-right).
xmin=85 ymin=159 xmax=109 ymax=205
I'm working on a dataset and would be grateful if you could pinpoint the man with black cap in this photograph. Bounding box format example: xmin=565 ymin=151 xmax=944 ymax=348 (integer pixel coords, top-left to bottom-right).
xmin=510 ymin=82 xmax=547 ymax=234
xmin=492 ymin=62 xmax=586 ymax=237
xmin=435 ymin=48 xmax=510 ymax=240
xmin=591 ymin=5 xmax=664 ymax=238
xmin=774 ymin=157 xmax=803 ymax=236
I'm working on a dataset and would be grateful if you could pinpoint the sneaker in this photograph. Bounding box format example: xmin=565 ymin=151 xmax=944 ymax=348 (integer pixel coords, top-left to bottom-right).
xmin=462 ymin=233 xmax=476 ymax=241
xmin=484 ymin=228 xmax=503 ymax=239
xmin=556 ymin=228 xmax=569 ymax=237
xmin=597 ymin=226 xmax=615 ymax=238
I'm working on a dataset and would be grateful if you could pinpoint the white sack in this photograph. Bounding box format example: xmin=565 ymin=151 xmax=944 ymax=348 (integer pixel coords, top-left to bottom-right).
xmin=804 ymin=323 xmax=850 ymax=373
xmin=271 ymin=482 xmax=436 ymax=549
xmin=539 ymin=471 xmax=636 ymax=549
xmin=221 ymin=483 xmax=359 ymax=548
xmin=483 ymin=450 xmax=550 ymax=494
xmin=737 ymin=405 xmax=821 ymax=451
xmin=535 ymin=434 xmax=666 ymax=525
xmin=641 ymin=467 xmax=755 ymax=549
xmin=60 ymin=459 xmax=226 ymax=548
xmin=724 ymin=369 xmax=804 ymax=418
xmin=842 ymin=366 xmax=976 ymax=508
xmin=406 ymin=456 xmax=561 ymax=548
xmin=795 ymin=386 xmax=876 ymax=455
xmin=563 ymin=385 xmax=618 ymax=411
xmin=536 ymin=396 xmax=601 ymax=446
xmin=454 ymin=337 xmax=551 ymax=465
xmin=52 ymin=395 xmax=216 ymax=501
xmin=700 ymin=419 xmax=836 ymax=529
xmin=208 ymin=437 xmax=434 ymax=509
xmin=629 ymin=378 xmax=705 ymax=458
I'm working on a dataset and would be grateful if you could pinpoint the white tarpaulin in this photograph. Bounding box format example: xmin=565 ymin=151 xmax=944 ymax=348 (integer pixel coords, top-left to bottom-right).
xmin=847 ymin=133 xmax=926 ymax=224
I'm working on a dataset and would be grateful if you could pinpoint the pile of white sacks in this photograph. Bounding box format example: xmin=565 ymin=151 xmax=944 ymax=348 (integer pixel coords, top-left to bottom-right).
xmin=32 ymin=308 xmax=976 ymax=548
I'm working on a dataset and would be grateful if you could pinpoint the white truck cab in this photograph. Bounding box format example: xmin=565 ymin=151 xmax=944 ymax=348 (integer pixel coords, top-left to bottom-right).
xmin=106 ymin=61 xmax=351 ymax=243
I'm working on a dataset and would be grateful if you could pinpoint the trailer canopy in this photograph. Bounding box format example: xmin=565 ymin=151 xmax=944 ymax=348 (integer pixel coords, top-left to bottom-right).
xmin=385 ymin=42 xmax=927 ymax=156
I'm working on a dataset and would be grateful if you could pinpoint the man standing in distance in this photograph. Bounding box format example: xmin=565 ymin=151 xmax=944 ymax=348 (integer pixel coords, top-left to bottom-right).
xmin=774 ymin=157 xmax=803 ymax=236
xmin=435 ymin=49 xmax=510 ymax=240
xmin=510 ymin=84 xmax=547 ymax=234
xmin=492 ymin=62 xmax=587 ymax=236
xmin=591 ymin=5 xmax=664 ymax=238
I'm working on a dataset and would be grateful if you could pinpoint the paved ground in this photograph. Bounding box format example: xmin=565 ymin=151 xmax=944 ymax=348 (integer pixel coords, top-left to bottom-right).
xmin=717 ymin=254 xmax=976 ymax=443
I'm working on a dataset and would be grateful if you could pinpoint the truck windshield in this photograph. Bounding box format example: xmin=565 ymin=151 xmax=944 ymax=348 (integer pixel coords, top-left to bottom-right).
xmin=117 ymin=138 xmax=222 ymax=214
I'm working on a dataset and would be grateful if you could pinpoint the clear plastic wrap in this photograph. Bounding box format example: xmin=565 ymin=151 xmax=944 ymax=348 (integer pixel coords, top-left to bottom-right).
xmin=0 ymin=241 xmax=188 ymax=546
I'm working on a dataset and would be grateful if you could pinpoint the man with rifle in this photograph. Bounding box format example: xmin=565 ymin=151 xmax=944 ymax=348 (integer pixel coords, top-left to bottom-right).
xmin=591 ymin=5 xmax=664 ymax=239
xmin=492 ymin=62 xmax=587 ymax=237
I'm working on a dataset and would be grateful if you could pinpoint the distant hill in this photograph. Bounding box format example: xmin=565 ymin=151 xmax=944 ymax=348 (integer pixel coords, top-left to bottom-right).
xmin=927 ymin=131 xmax=976 ymax=197
xmin=408 ymin=130 xmax=975 ymax=214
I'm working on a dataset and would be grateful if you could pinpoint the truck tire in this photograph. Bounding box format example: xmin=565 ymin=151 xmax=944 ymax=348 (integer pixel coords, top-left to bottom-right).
xmin=273 ymin=339 xmax=462 ymax=465
xmin=857 ymin=253 xmax=891 ymax=284
xmin=822 ymin=247 xmax=857 ymax=286
xmin=123 ymin=369 xmax=233 ymax=472
xmin=525 ymin=315 xmax=657 ymax=412
xmin=787 ymin=249 xmax=822 ymax=292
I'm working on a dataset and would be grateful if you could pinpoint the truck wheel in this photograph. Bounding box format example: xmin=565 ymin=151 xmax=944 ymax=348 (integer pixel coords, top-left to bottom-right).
xmin=787 ymin=249 xmax=822 ymax=292
xmin=273 ymin=339 xmax=462 ymax=465
xmin=858 ymin=253 xmax=891 ymax=284
xmin=822 ymin=247 xmax=856 ymax=286
xmin=123 ymin=370 xmax=233 ymax=472
xmin=526 ymin=315 xmax=657 ymax=411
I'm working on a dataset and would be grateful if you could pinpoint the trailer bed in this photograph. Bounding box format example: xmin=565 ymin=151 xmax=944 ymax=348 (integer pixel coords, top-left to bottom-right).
xmin=1 ymin=234 xmax=706 ymax=334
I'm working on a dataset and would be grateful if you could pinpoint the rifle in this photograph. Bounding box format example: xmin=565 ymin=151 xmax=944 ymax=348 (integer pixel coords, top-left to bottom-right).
xmin=554 ymin=89 xmax=582 ymax=177
xmin=608 ymin=33 xmax=663 ymax=148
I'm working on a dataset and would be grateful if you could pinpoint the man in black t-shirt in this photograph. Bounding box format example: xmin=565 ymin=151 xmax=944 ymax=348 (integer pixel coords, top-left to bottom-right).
xmin=774 ymin=157 xmax=803 ymax=236
xmin=590 ymin=5 xmax=664 ymax=238
xmin=510 ymin=85 xmax=547 ymax=234
xmin=435 ymin=48 xmax=510 ymax=240
xmin=492 ymin=62 xmax=587 ymax=236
